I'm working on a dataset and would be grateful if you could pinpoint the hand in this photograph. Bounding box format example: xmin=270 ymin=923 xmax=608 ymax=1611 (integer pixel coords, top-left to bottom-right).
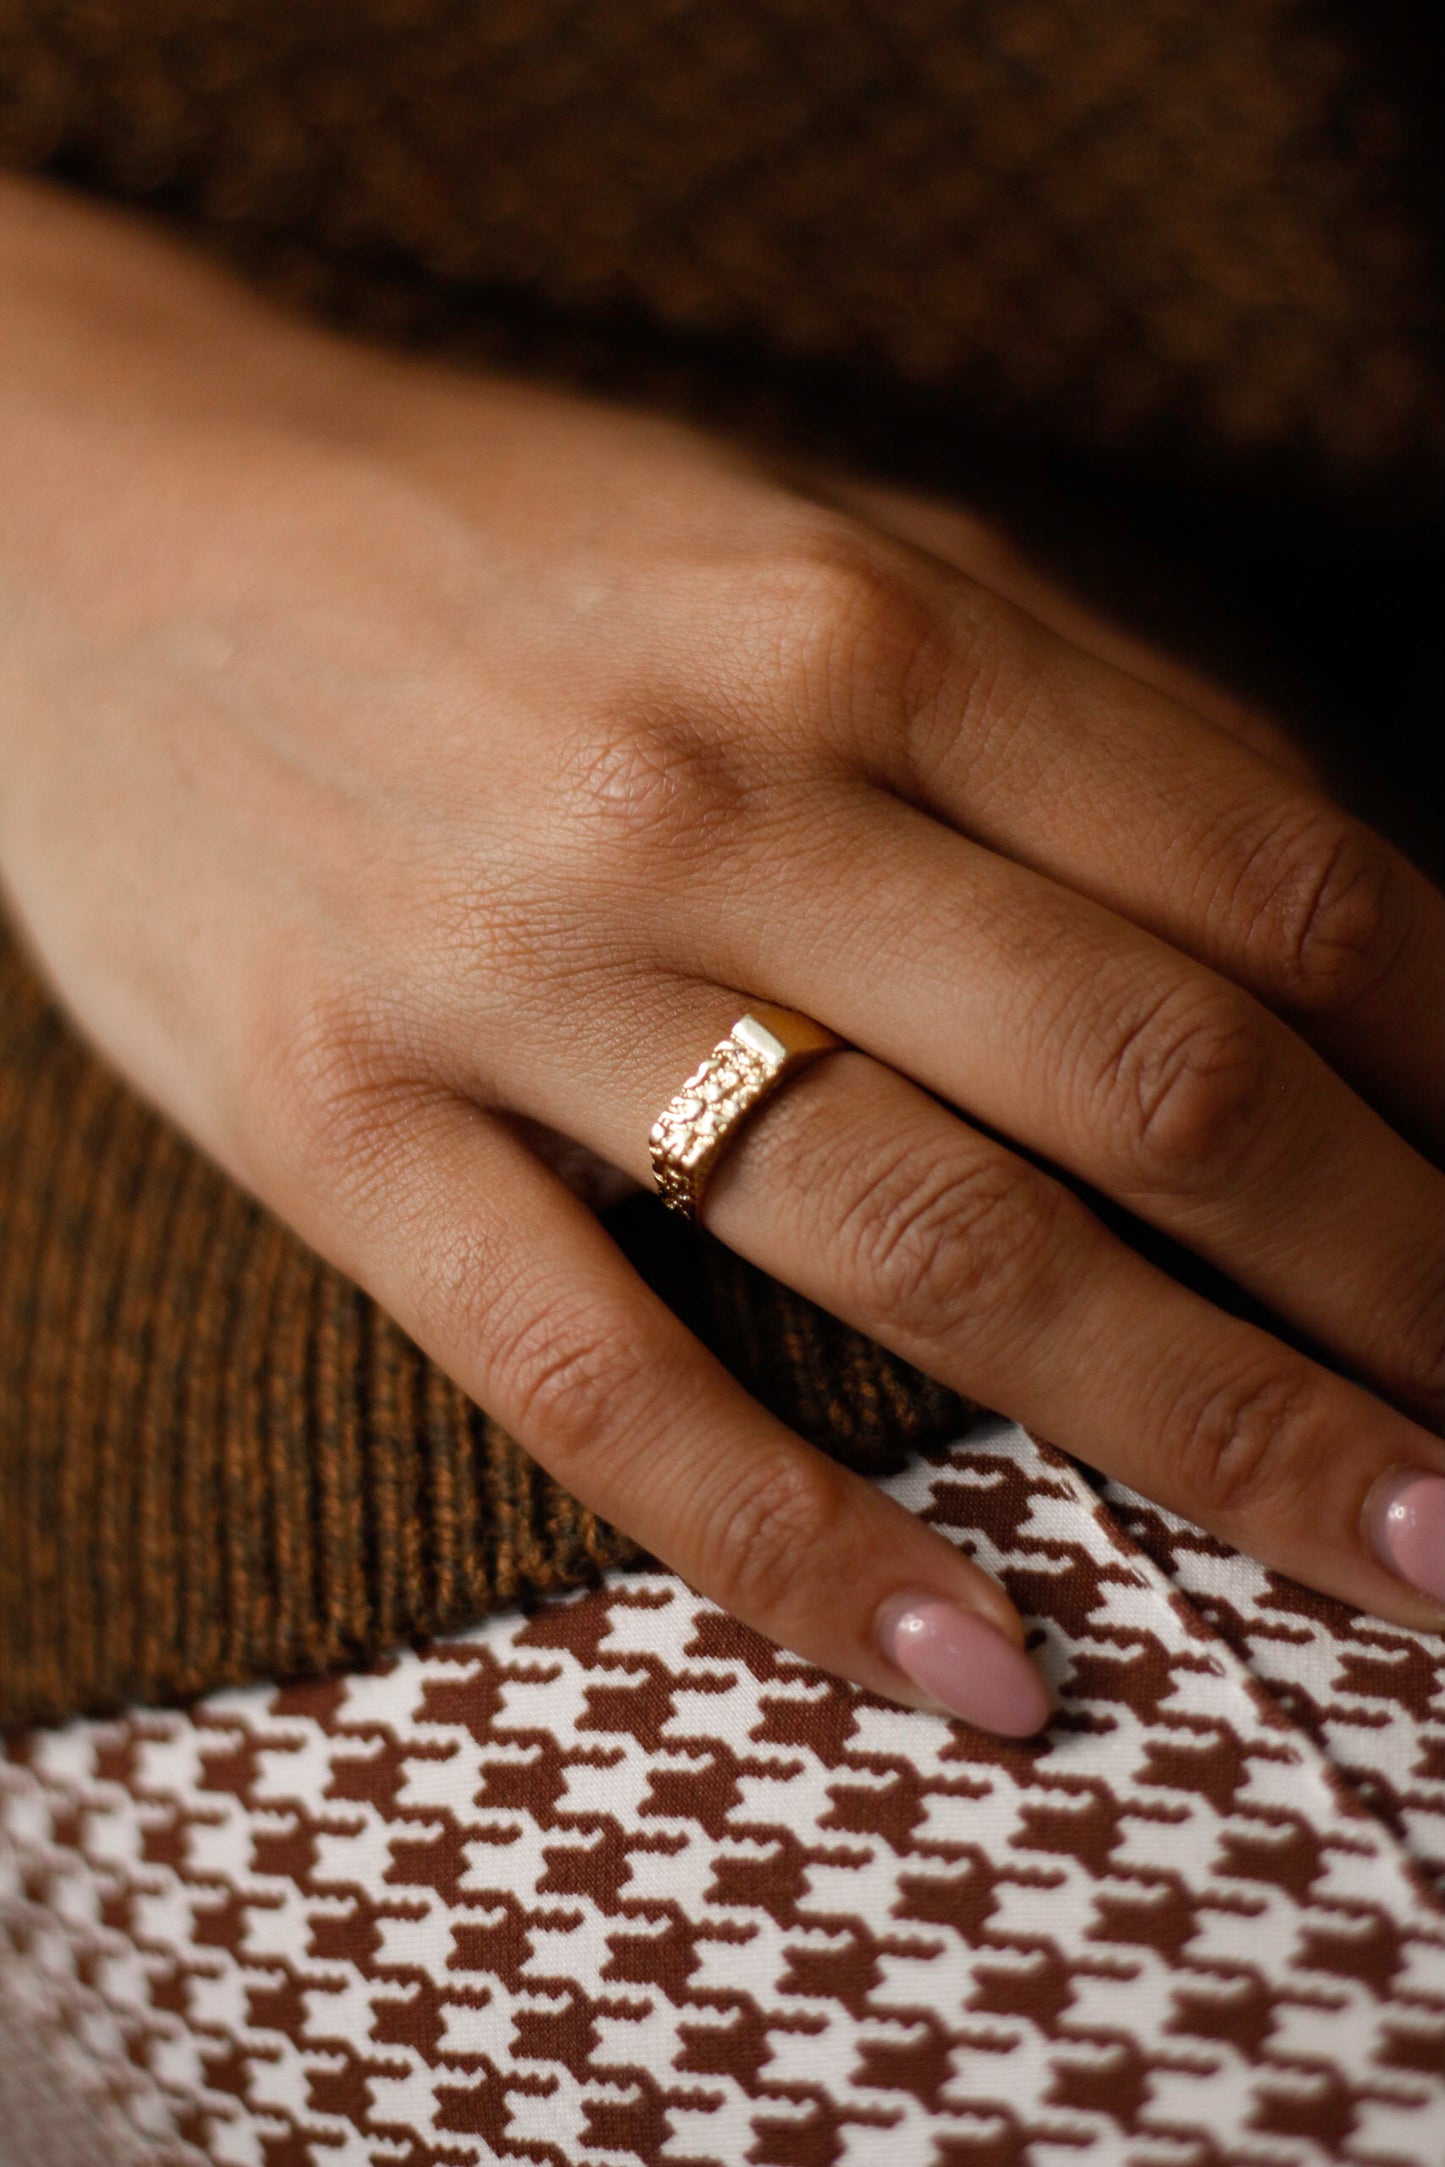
xmin=2 ymin=179 xmax=1441 ymax=1737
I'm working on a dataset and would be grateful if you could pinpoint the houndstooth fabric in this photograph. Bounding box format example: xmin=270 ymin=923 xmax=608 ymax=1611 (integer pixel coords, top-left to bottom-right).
xmin=2 ymin=1417 xmax=1442 ymax=2167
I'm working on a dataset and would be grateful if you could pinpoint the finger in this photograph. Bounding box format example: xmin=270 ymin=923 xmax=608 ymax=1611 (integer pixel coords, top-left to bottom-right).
xmin=814 ymin=468 xmax=1315 ymax=777
xmin=522 ymin=984 xmax=1445 ymax=1628
xmin=277 ymin=1077 xmax=1055 ymax=1736
xmin=633 ymin=790 xmax=1444 ymax=1427
xmin=788 ymin=522 xmax=1444 ymax=1147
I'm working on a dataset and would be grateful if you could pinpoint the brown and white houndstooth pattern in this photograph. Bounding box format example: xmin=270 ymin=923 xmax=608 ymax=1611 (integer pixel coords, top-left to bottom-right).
xmin=2 ymin=1418 xmax=1442 ymax=2167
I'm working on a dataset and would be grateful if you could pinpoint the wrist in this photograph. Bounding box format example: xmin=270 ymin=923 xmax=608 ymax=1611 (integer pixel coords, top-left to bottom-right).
xmin=0 ymin=172 xmax=357 ymax=442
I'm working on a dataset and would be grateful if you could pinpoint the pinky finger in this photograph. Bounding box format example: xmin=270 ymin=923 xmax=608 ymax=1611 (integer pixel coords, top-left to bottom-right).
xmin=298 ymin=1084 xmax=1054 ymax=1738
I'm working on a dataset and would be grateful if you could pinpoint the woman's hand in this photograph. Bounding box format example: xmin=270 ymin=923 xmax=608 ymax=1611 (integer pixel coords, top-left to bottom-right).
xmin=2 ymin=178 xmax=1441 ymax=1736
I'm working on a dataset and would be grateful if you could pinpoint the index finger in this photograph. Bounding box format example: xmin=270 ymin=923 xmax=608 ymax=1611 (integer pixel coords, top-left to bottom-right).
xmin=813 ymin=470 xmax=1321 ymax=778
xmin=833 ymin=533 xmax=1445 ymax=1152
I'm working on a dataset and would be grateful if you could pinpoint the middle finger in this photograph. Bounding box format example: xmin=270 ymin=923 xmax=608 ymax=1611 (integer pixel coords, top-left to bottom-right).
xmin=661 ymin=782 xmax=1444 ymax=1425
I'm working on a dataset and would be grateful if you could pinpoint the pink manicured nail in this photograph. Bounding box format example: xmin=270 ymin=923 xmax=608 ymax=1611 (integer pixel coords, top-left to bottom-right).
xmin=876 ymin=1594 xmax=1053 ymax=1737
xmin=1366 ymin=1472 xmax=1445 ymax=1606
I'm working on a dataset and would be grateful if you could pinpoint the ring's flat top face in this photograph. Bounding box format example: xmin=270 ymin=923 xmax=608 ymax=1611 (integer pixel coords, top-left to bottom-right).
xmin=649 ymin=1006 xmax=845 ymax=1219
xmin=731 ymin=1013 xmax=789 ymax=1066
xmin=738 ymin=1004 xmax=844 ymax=1063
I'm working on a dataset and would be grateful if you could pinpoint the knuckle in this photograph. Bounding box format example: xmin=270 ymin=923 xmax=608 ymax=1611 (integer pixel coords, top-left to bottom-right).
xmin=832 ymin=1136 xmax=1066 ymax=1345
xmin=488 ymin=1295 xmax=649 ymax=1463
xmin=1238 ymin=810 xmax=1407 ymax=1013
xmin=1165 ymin=1364 xmax=1324 ymax=1527
xmin=556 ymin=710 xmax=748 ymax=872
xmin=1096 ymin=984 xmax=1278 ymax=1191
xmin=255 ymin=982 xmax=427 ymax=1202
xmin=752 ymin=516 xmax=949 ymax=743
xmin=703 ymin=1449 xmax=848 ymax=1621
xmin=897 ymin=586 xmax=1041 ymax=796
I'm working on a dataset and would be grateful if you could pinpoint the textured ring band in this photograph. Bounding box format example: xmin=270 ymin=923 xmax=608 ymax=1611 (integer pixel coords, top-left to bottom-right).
xmin=649 ymin=1003 xmax=847 ymax=1221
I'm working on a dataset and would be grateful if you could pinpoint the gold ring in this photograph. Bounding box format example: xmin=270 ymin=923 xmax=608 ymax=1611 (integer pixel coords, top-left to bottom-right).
xmin=649 ymin=1003 xmax=846 ymax=1220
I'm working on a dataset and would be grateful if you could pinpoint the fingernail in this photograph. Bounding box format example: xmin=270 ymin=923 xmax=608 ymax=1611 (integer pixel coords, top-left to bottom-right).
xmin=1366 ymin=1471 xmax=1445 ymax=1606
xmin=876 ymin=1593 xmax=1053 ymax=1737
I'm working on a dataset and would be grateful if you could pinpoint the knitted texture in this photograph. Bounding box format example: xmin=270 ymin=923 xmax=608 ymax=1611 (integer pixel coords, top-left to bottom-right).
xmin=0 ymin=924 xmax=968 ymax=1728
xmin=0 ymin=0 xmax=1438 ymax=510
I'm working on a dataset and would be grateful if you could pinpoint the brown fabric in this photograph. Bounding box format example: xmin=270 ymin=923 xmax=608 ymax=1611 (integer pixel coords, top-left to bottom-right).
xmin=3 ymin=1428 xmax=1441 ymax=2166
xmin=0 ymin=0 xmax=1439 ymax=511
xmin=0 ymin=1 xmax=1438 ymax=1728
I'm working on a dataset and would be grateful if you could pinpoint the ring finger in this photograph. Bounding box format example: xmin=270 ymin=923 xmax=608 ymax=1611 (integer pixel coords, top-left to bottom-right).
xmin=503 ymin=978 xmax=1445 ymax=1625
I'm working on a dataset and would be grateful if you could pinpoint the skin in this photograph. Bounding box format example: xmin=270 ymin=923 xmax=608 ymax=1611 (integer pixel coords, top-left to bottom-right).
xmin=1 ymin=175 xmax=1441 ymax=1723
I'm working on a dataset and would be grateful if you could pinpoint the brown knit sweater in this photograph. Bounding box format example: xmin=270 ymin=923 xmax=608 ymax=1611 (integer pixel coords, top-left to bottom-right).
xmin=0 ymin=0 xmax=1439 ymax=1729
